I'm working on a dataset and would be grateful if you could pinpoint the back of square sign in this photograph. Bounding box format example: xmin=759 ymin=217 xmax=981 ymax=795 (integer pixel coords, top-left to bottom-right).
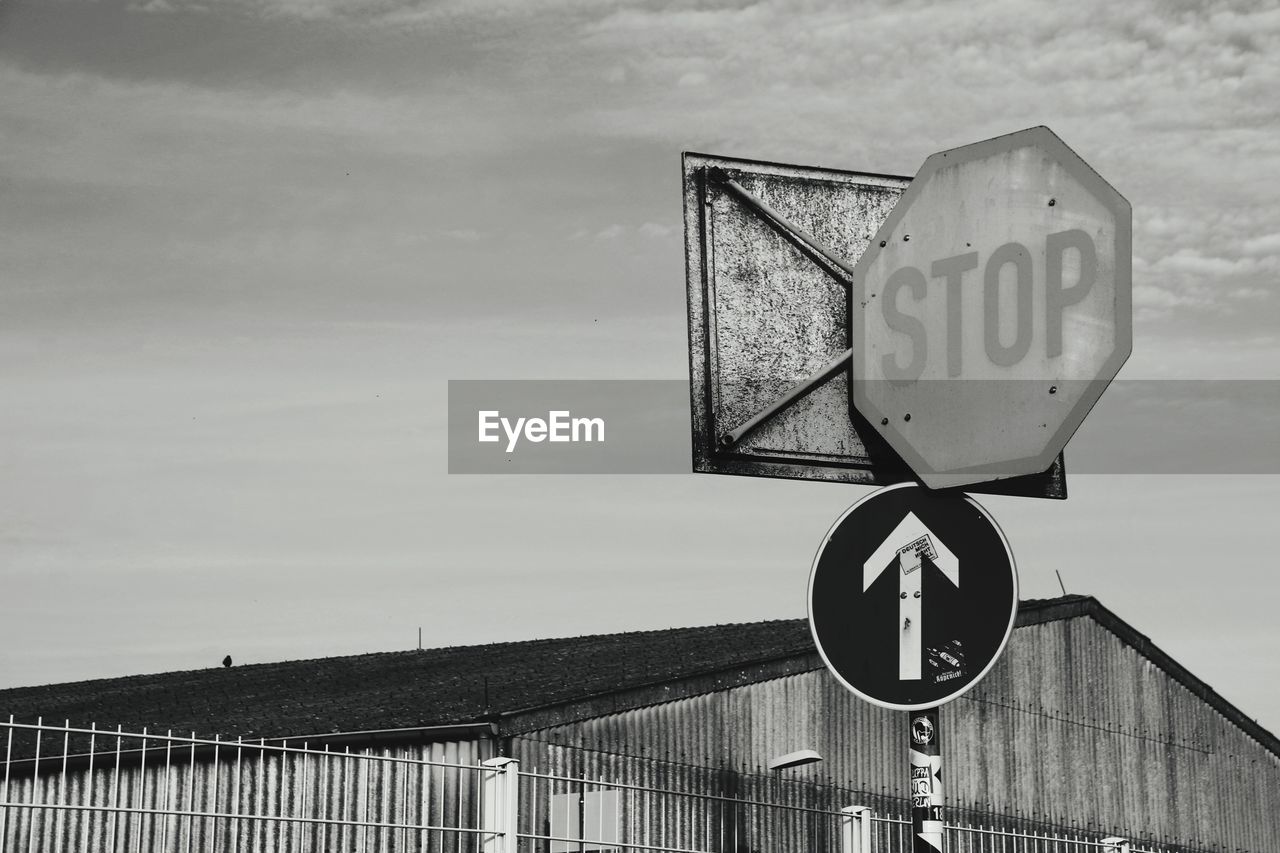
xmin=682 ymin=151 xmax=1066 ymax=499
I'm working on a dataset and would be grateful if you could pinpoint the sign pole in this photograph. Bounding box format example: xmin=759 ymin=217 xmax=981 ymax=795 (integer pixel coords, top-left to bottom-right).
xmin=808 ymin=486 xmax=1018 ymax=852
xmin=909 ymin=708 xmax=943 ymax=853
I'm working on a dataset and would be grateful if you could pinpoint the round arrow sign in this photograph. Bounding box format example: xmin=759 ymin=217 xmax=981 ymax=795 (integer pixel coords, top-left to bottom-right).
xmin=808 ymin=483 xmax=1017 ymax=710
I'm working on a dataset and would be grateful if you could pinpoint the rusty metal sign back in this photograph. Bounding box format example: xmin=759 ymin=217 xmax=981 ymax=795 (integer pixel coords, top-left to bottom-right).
xmin=682 ymin=152 xmax=1066 ymax=499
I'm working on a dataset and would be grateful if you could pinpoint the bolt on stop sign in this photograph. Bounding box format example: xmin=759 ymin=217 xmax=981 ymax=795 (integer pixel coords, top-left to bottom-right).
xmin=850 ymin=126 xmax=1132 ymax=489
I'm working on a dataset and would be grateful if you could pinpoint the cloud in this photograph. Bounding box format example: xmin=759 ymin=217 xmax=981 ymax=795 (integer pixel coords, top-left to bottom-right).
xmin=1242 ymin=233 xmax=1280 ymax=256
xmin=639 ymin=222 xmax=675 ymax=238
xmin=5 ymin=0 xmax=1279 ymax=336
xmin=122 ymin=0 xmax=639 ymax=27
xmin=1134 ymin=284 xmax=1196 ymax=310
xmin=4 ymin=0 xmax=1280 ymax=722
xmin=0 ymin=64 xmax=548 ymax=196
xmin=128 ymin=0 xmax=184 ymax=11
xmin=1135 ymin=245 xmax=1277 ymax=321
xmin=440 ymin=228 xmax=483 ymax=242
xmin=1153 ymin=250 xmax=1271 ymax=278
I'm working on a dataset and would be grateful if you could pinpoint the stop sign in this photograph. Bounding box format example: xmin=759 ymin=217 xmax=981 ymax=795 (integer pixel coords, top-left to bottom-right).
xmin=849 ymin=126 xmax=1132 ymax=489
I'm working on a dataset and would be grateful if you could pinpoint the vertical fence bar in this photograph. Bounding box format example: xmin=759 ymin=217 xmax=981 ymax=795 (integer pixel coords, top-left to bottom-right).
xmin=57 ymin=721 xmax=70 ymax=853
xmin=255 ymin=739 xmax=266 ymax=853
xmin=301 ymin=741 xmax=311 ymax=853
xmin=841 ymin=806 xmax=871 ymax=853
xmin=109 ymin=724 xmax=123 ymax=853
xmin=160 ymin=731 xmax=172 ymax=853
xmin=318 ymin=745 xmax=328 ymax=853
xmin=26 ymin=718 xmax=42 ymax=853
xmin=0 ymin=717 xmax=12 ymax=853
xmin=476 ymin=760 xmax=485 ymax=853
xmin=185 ymin=733 xmax=195 ymax=853
xmin=211 ymin=735 xmax=221 ymax=853
xmin=481 ymin=758 xmax=518 ymax=853
xmin=343 ymin=746 xmax=353 ymax=853
xmin=418 ymin=750 xmax=428 ymax=853
xmin=134 ymin=727 xmax=148 ymax=853
xmin=232 ymin=737 xmax=243 ymax=853
xmin=362 ymin=748 xmax=371 ymax=853
xmin=83 ymin=723 xmax=97 ymax=853
xmin=285 ymin=741 xmax=295 ymax=853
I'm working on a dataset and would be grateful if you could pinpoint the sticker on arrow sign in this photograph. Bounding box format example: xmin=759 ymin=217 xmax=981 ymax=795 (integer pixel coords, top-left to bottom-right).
xmin=926 ymin=640 xmax=967 ymax=685
xmin=808 ymin=483 xmax=1018 ymax=710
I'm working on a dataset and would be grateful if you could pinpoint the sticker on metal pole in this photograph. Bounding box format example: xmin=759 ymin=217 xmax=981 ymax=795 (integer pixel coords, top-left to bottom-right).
xmin=808 ymin=483 xmax=1017 ymax=710
xmin=908 ymin=708 xmax=943 ymax=853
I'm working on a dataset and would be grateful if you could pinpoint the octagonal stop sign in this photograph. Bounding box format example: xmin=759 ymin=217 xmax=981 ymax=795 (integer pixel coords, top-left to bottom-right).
xmin=850 ymin=126 xmax=1131 ymax=489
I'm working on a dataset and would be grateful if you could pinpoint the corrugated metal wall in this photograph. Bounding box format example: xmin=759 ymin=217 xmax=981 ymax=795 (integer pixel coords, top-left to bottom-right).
xmin=513 ymin=743 xmax=856 ymax=853
xmin=0 ymin=738 xmax=488 ymax=853
xmin=515 ymin=615 xmax=1280 ymax=853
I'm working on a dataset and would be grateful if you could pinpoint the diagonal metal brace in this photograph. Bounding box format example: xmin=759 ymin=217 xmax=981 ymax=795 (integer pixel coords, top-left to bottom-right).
xmin=705 ymin=166 xmax=861 ymax=450
xmin=719 ymin=347 xmax=853 ymax=448
xmin=707 ymin=167 xmax=856 ymax=288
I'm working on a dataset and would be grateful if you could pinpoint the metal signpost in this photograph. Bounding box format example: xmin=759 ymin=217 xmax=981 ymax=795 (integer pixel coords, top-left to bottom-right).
xmin=684 ymin=126 xmax=1132 ymax=853
xmin=909 ymin=709 xmax=942 ymax=853
xmin=808 ymin=483 xmax=1018 ymax=853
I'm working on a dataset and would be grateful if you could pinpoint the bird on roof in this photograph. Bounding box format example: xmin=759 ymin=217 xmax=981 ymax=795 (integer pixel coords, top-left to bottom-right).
xmin=222 ymin=655 xmax=233 ymax=668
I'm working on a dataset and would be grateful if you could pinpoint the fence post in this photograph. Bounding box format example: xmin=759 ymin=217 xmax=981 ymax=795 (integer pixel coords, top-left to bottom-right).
xmin=1101 ymin=837 xmax=1129 ymax=853
xmin=841 ymin=805 xmax=872 ymax=853
xmin=483 ymin=758 xmax=520 ymax=853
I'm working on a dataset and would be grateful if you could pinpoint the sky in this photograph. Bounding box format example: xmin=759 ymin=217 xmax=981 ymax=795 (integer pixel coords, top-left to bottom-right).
xmin=1 ymin=0 xmax=1278 ymax=732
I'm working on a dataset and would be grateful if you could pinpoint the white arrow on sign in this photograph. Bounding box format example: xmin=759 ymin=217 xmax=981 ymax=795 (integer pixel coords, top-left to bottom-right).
xmin=863 ymin=513 xmax=959 ymax=680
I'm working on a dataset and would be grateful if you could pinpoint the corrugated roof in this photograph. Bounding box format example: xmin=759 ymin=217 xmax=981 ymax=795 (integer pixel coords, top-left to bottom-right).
xmin=2 ymin=595 xmax=1273 ymax=758
xmin=0 ymin=619 xmax=815 ymax=742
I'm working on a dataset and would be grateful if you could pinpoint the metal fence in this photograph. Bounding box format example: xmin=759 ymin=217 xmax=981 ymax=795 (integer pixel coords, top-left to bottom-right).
xmin=517 ymin=767 xmax=845 ymax=853
xmin=858 ymin=813 xmax=1166 ymax=853
xmin=0 ymin=718 xmax=1190 ymax=853
xmin=514 ymin=770 xmax=1171 ymax=853
xmin=0 ymin=717 xmax=495 ymax=853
